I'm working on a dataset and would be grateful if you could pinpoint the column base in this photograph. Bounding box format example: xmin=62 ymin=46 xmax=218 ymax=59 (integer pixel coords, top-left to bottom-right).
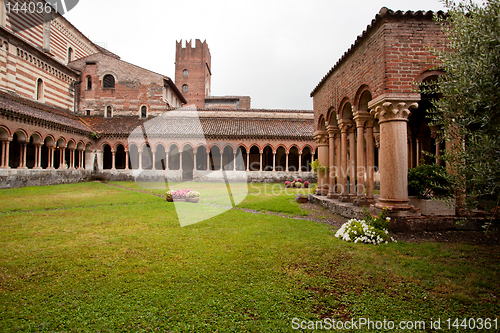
xmin=339 ymin=194 xmax=356 ymax=203
xmin=327 ymin=192 xmax=339 ymax=199
xmin=17 ymin=167 xmax=28 ymax=170
xmin=33 ymin=167 xmax=42 ymax=170
xmin=354 ymin=196 xmax=376 ymax=207
xmin=370 ymin=199 xmax=421 ymax=217
xmin=1 ymin=166 xmax=11 ymax=169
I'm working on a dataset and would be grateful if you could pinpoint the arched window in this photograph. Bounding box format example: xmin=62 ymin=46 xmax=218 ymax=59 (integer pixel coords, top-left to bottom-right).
xmin=36 ymin=78 xmax=44 ymax=101
xmin=140 ymin=106 xmax=147 ymax=119
xmin=182 ymin=84 xmax=188 ymax=92
xmin=67 ymin=47 xmax=73 ymax=63
xmin=103 ymin=74 xmax=115 ymax=88
xmin=105 ymin=106 xmax=112 ymax=118
xmin=86 ymin=76 xmax=92 ymax=90
xmin=183 ymin=69 xmax=188 ymax=77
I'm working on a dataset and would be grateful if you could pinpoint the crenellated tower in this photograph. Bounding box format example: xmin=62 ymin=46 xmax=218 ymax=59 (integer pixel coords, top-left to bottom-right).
xmin=175 ymin=39 xmax=212 ymax=108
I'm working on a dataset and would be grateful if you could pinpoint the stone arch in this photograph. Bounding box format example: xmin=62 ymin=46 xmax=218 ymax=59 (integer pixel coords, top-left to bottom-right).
xmin=354 ymin=85 xmax=372 ymax=111
xmin=249 ymin=145 xmax=260 ymax=171
xmin=318 ymin=114 xmax=327 ymax=131
xmin=209 ymin=145 xmax=221 ymax=170
xmin=141 ymin=143 xmax=153 ymax=170
xmin=9 ymin=130 xmax=27 ymax=168
xmin=236 ymin=145 xmax=247 ymax=171
xmin=288 ymin=145 xmax=300 ymax=172
xmin=0 ymin=126 xmax=11 ymax=140
xmin=301 ymin=145 xmax=313 ymax=171
xmin=327 ymin=107 xmax=338 ymax=127
xmin=182 ymin=144 xmax=194 ymax=179
xmin=128 ymin=144 xmax=139 ymax=170
xmin=102 ymin=143 xmax=112 ymax=170
xmin=115 ymin=143 xmax=126 ymax=169
xmin=168 ymin=144 xmax=180 ymax=170
xmin=154 ymin=144 xmax=166 ymax=170
xmin=262 ymin=145 xmax=273 ymax=171
xmin=196 ymin=145 xmax=208 ymax=170
xmin=222 ymin=145 xmax=234 ymax=171
xmin=340 ymin=99 xmax=353 ymax=120
xmin=276 ymin=146 xmax=287 ymax=171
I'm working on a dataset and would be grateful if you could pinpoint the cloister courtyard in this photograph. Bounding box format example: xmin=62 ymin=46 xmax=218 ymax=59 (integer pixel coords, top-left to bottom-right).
xmin=0 ymin=181 xmax=498 ymax=331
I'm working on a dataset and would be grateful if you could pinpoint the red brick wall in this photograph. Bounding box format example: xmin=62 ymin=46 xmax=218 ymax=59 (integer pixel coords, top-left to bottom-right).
xmin=71 ymin=53 xmax=182 ymax=117
xmin=312 ymin=13 xmax=447 ymax=129
xmin=175 ymin=39 xmax=211 ymax=108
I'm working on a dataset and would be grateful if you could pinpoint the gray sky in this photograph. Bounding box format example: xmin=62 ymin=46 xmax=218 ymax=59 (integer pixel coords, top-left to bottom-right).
xmin=64 ymin=0 xmax=448 ymax=110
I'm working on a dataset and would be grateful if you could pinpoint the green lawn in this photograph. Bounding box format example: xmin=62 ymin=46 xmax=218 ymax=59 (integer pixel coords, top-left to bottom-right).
xmin=0 ymin=182 xmax=498 ymax=332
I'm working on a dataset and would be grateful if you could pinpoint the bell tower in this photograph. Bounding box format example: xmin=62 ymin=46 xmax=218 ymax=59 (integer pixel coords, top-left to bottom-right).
xmin=175 ymin=39 xmax=211 ymax=108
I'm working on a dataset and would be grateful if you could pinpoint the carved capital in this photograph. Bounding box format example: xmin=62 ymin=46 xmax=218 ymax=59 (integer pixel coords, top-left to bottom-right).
xmin=353 ymin=111 xmax=373 ymax=128
xmin=338 ymin=120 xmax=353 ymax=133
xmin=326 ymin=125 xmax=340 ymax=138
xmin=313 ymin=130 xmax=329 ymax=145
xmin=368 ymin=94 xmax=420 ymax=124
xmin=373 ymin=133 xmax=381 ymax=148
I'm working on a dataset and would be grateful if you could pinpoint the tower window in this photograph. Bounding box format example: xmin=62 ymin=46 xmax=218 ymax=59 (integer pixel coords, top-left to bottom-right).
xmin=105 ymin=106 xmax=113 ymax=118
xmin=103 ymin=74 xmax=115 ymax=88
xmin=183 ymin=69 xmax=188 ymax=77
xmin=67 ymin=47 xmax=73 ymax=63
xmin=140 ymin=105 xmax=147 ymax=119
xmin=36 ymin=78 xmax=44 ymax=101
xmin=86 ymin=76 xmax=92 ymax=90
xmin=182 ymin=84 xmax=188 ymax=92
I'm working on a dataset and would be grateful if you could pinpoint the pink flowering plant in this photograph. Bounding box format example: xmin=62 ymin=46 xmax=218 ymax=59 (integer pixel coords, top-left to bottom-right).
xmin=172 ymin=189 xmax=192 ymax=200
xmin=303 ymin=181 xmax=310 ymax=188
xmin=335 ymin=207 xmax=395 ymax=245
xmin=285 ymin=181 xmax=292 ymax=188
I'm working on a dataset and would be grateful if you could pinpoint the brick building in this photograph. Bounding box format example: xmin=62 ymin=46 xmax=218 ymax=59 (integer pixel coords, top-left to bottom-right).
xmin=0 ymin=0 xmax=316 ymax=188
xmin=311 ymin=8 xmax=447 ymax=216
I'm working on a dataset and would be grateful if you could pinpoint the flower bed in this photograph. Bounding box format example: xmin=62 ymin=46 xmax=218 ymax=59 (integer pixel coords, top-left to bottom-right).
xmin=166 ymin=189 xmax=197 ymax=202
xmin=335 ymin=208 xmax=396 ymax=245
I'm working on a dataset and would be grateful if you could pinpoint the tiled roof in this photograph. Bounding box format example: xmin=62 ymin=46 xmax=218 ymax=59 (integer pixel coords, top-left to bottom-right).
xmin=0 ymin=91 xmax=93 ymax=133
xmin=83 ymin=115 xmax=313 ymax=139
xmin=310 ymin=8 xmax=444 ymax=96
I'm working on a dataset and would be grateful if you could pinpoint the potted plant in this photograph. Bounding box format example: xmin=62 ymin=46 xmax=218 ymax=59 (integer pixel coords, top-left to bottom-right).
xmin=304 ymin=181 xmax=310 ymax=188
xmin=291 ymin=181 xmax=296 ymax=188
xmin=294 ymin=178 xmax=303 ymax=183
xmin=172 ymin=189 xmax=191 ymax=202
xmin=186 ymin=191 xmax=200 ymax=203
xmin=166 ymin=190 xmax=173 ymax=202
xmin=285 ymin=181 xmax=292 ymax=188
xmin=295 ymin=182 xmax=303 ymax=188
xmin=295 ymin=193 xmax=309 ymax=203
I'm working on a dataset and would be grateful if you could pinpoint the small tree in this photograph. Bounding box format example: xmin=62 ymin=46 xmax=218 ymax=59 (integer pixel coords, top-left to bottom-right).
xmin=426 ymin=0 xmax=500 ymax=217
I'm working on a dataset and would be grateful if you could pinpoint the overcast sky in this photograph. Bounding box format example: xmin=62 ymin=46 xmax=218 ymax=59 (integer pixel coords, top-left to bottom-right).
xmin=64 ymin=0 xmax=449 ymax=110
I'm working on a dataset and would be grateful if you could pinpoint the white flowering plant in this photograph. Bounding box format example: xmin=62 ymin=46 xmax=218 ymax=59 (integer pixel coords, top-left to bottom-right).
xmin=335 ymin=207 xmax=396 ymax=245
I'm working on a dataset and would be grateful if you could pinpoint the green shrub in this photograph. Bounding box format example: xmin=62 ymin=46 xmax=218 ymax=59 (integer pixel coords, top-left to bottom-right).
xmin=408 ymin=163 xmax=453 ymax=199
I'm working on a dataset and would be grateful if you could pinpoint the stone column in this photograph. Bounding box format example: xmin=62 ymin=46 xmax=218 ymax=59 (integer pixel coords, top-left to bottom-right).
xmin=1 ymin=140 xmax=11 ymax=169
xmin=348 ymin=127 xmax=356 ymax=196
xmin=59 ymin=146 xmax=66 ymax=169
xmin=327 ymin=125 xmax=339 ymax=199
xmin=207 ymin=150 xmax=210 ymax=170
xmin=219 ymin=151 xmax=223 ymax=171
xmin=313 ymin=130 xmax=329 ymax=196
xmin=151 ymin=149 xmax=156 ymax=170
xmin=272 ymin=151 xmax=276 ymax=171
xmin=285 ymin=151 xmax=289 ymax=172
xmin=124 ymin=149 xmax=129 ymax=170
xmin=232 ymin=152 xmax=236 ymax=171
xmin=180 ymin=150 xmax=183 ymax=171
xmin=138 ymin=149 xmax=142 ymax=170
xmin=369 ymin=94 xmax=420 ymax=216
xmin=194 ymin=152 xmax=198 ymax=171
xmin=338 ymin=122 xmax=350 ymax=198
xmin=298 ymin=152 xmax=302 ymax=172
xmin=259 ymin=151 xmax=263 ymax=172
xmin=70 ymin=149 xmax=76 ymax=169
xmin=354 ymin=112 xmax=372 ymax=197
xmin=365 ymin=122 xmax=376 ymax=203
xmin=111 ymin=149 xmax=116 ymax=170
xmin=48 ymin=146 xmax=54 ymax=169
xmin=246 ymin=152 xmax=250 ymax=172
xmin=18 ymin=143 xmax=27 ymax=169
xmin=34 ymin=144 xmax=41 ymax=169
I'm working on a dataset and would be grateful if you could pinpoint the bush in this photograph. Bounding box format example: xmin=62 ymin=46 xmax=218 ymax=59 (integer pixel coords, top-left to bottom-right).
xmin=408 ymin=163 xmax=453 ymax=199
xmin=335 ymin=207 xmax=395 ymax=245
xmin=295 ymin=182 xmax=303 ymax=188
xmin=187 ymin=191 xmax=200 ymax=198
xmin=285 ymin=181 xmax=292 ymax=188
xmin=304 ymin=181 xmax=310 ymax=188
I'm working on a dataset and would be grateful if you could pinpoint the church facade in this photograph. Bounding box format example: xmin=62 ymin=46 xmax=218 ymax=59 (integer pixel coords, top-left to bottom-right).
xmin=0 ymin=0 xmax=317 ymax=188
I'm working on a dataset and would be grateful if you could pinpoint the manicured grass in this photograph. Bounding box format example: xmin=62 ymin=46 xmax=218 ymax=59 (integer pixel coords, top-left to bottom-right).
xmin=0 ymin=182 xmax=498 ymax=332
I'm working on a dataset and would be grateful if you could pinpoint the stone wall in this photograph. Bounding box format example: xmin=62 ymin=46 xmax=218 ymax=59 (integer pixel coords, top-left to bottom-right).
xmin=0 ymin=169 xmax=92 ymax=189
